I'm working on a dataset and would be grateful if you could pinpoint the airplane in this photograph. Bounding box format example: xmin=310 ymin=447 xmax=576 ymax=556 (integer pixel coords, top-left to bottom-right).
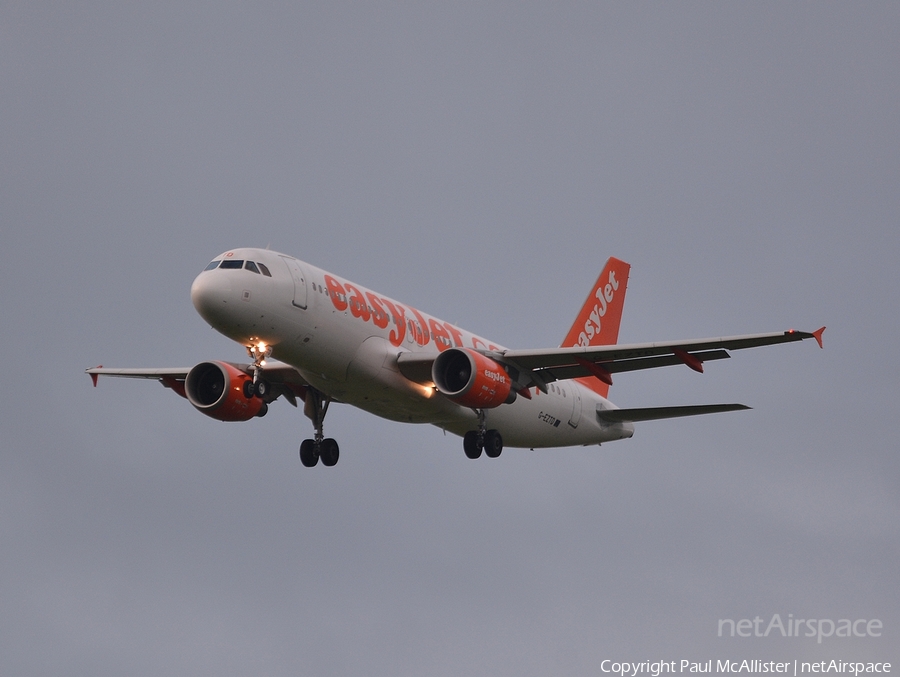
xmin=87 ymin=248 xmax=824 ymax=467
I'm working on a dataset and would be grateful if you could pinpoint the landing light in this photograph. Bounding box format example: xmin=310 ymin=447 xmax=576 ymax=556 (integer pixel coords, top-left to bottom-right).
xmin=246 ymin=342 xmax=273 ymax=364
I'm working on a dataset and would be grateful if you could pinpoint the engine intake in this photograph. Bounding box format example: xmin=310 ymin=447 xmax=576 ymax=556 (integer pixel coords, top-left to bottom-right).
xmin=185 ymin=361 xmax=264 ymax=421
xmin=432 ymin=348 xmax=516 ymax=408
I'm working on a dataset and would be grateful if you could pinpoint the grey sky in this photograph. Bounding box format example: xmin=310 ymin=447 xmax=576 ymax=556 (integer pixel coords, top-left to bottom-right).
xmin=2 ymin=2 xmax=898 ymax=674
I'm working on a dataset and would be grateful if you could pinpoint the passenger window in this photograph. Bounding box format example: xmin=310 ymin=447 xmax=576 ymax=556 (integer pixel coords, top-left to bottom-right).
xmin=257 ymin=262 xmax=272 ymax=277
xmin=245 ymin=261 xmax=261 ymax=274
xmin=219 ymin=260 xmax=244 ymax=269
xmin=204 ymin=260 xmax=220 ymax=271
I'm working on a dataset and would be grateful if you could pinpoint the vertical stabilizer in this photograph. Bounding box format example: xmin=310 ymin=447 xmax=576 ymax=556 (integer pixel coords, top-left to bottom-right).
xmin=560 ymin=257 xmax=630 ymax=397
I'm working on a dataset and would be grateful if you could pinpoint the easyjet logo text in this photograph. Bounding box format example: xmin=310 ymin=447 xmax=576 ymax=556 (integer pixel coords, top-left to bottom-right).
xmin=324 ymin=274 xmax=499 ymax=352
xmin=577 ymin=269 xmax=620 ymax=348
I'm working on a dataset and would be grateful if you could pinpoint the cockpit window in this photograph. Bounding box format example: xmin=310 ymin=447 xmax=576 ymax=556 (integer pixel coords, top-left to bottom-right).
xmin=204 ymin=260 xmax=221 ymax=271
xmin=257 ymin=262 xmax=272 ymax=277
xmin=244 ymin=261 xmax=260 ymax=274
xmin=219 ymin=259 xmax=244 ymax=269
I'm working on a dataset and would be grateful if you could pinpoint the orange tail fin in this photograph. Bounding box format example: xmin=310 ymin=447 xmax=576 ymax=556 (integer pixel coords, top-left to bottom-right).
xmin=561 ymin=257 xmax=631 ymax=398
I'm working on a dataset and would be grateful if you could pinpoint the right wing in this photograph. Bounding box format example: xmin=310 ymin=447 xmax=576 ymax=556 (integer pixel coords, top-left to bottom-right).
xmin=86 ymin=361 xmax=310 ymax=406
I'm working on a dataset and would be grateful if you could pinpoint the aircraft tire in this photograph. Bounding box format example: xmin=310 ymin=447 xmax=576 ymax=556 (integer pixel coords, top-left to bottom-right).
xmin=242 ymin=380 xmax=255 ymax=398
xmin=300 ymin=439 xmax=319 ymax=467
xmin=256 ymin=402 xmax=268 ymax=418
xmin=254 ymin=379 xmax=270 ymax=398
xmin=483 ymin=429 xmax=503 ymax=458
xmin=320 ymin=438 xmax=340 ymax=467
xmin=463 ymin=431 xmax=482 ymax=459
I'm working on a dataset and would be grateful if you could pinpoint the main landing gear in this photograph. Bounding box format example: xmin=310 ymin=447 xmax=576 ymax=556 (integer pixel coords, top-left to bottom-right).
xmin=463 ymin=409 xmax=503 ymax=459
xmin=299 ymin=388 xmax=339 ymax=468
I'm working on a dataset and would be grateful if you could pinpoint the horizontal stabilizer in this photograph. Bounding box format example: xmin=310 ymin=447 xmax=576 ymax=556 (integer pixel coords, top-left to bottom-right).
xmin=596 ymin=403 xmax=750 ymax=423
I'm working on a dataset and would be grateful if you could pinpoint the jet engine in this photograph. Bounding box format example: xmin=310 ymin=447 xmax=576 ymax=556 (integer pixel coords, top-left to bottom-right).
xmin=185 ymin=361 xmax=266 ymax=421
xmin=432 ymin=348 xmax=516 ymax=408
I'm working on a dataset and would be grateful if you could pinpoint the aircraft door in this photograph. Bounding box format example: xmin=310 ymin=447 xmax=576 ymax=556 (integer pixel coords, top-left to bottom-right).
xmin=279 ymin=256 xmax=308 ymax=310
xmin=567 ymin=382 xmax=583 ymax=428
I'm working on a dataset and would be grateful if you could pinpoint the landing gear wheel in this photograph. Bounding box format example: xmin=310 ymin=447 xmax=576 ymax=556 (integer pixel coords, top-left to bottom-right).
xmin=253 ymin=379 xmax=270 ymax=398
xmin=483 ymin=429 xmax=503 ymax=458
xmin=256 ymin=402 xmax=268 ymax=418
xmin=300 ymin=388 xmax=339 ymax=468
xmin=320 ymin=438 xmax=340 ymax=467
xmin=299 ymin=439 xmax=319 ymax=467
xmin=242 ymin=380 xmax=255 ymax=398
xmin=463 ymin=431 xmax=483 ymax=459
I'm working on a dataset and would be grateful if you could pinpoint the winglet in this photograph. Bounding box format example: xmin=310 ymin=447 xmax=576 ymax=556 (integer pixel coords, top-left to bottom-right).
xmin=88 ymin=366 xmax=102 ymax=387
xmin=812 ymin=326 xmax=825 ymax=349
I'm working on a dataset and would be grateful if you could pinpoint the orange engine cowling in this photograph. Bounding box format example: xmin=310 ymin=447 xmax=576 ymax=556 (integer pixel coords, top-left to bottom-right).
xmin=432 ymin=348 xmax=516 ymax=408
xmin=185 ymin=361 xmax=264 ymax=421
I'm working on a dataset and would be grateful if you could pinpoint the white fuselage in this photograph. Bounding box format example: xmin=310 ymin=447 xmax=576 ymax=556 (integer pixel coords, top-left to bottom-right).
xmin=190 ymin=248 xmax=634 ymax=448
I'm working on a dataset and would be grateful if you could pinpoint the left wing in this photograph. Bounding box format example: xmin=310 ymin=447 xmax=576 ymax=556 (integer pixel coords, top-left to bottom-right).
xmin=497 ymin=327 xmax=825 ymax=390
xmin=397 ymin=327 xmax=824 ymax=391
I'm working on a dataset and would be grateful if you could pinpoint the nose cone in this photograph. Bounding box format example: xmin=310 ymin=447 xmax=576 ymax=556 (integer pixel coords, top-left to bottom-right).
xmin=191 ymin=271 xmax=231 ymax=326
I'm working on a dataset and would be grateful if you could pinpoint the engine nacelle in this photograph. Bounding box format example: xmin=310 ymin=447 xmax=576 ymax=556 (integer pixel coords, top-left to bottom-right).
xmin=185 ymin=361 xmax=264 ymax=421
xmin=432 ymin=348 xmax=516 ymax=408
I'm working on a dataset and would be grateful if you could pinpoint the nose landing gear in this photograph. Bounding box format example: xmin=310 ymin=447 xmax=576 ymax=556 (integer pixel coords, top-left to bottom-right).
xmin=244 ymin=342 xmax=272 ymax=398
